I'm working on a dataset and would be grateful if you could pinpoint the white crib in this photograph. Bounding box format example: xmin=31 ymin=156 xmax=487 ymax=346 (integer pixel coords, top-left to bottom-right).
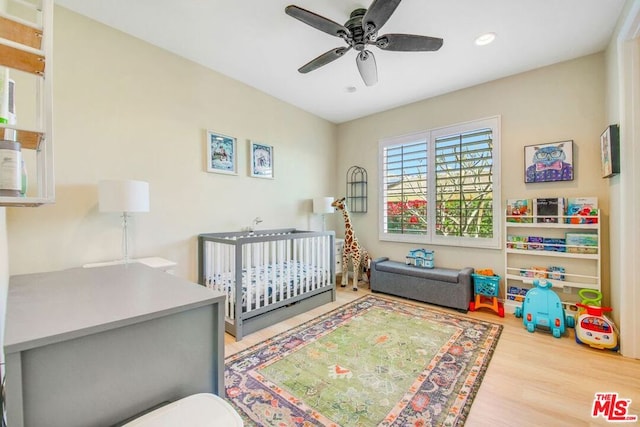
xmin=198 ymin=229 xmax=336 ymax=340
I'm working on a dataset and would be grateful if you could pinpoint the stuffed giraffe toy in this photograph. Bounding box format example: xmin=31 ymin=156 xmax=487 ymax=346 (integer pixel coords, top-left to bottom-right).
xmin=331 ymin=197 xmax=371 ymax=291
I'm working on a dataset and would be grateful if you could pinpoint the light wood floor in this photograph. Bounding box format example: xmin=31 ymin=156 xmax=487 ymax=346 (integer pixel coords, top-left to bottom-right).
xmin=224 ymin=287 xmax=640 ymax=427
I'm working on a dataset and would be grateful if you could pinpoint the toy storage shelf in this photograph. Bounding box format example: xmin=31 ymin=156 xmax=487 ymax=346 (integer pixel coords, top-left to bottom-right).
xmin=505 ymin=248 xmax=599 ymax=260
xmin=504 ymin=274 xmax=598 ymax=291
xmin=503 ymin=212 xmax=601 ymax=313
xmin=505 ymin=217 xmax=599 ymax=230
xmin=0 ymin=0 xmax=54 ymax=207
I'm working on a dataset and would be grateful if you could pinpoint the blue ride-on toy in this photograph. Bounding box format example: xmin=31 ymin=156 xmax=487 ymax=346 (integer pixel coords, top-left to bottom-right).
xmin=514 ymin=279 xmax=575 ymax=338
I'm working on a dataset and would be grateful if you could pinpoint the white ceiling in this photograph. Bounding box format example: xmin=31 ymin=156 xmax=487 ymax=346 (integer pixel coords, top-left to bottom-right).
xmin=54 ymin=0 xmax=627 ymax=124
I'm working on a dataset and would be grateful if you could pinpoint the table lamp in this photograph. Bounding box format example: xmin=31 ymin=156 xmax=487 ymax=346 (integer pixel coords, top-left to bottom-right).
xmin=313 ymin=197 xmax=334 ymax=231
xmin=99 ymin=179 xmax=150 ymax=264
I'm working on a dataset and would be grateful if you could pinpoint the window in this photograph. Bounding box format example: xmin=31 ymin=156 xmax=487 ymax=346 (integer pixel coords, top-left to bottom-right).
xmin=379 ymin=117 xmax=501 ymax=249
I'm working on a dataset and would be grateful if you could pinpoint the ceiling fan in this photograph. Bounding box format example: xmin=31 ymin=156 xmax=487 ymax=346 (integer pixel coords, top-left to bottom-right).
xmin=285 ymin=0 xmax=443 ymax=86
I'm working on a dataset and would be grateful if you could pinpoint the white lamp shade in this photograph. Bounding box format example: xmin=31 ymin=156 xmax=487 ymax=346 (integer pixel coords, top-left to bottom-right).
xmin=313 ymin=197 xmax=334 ymax=214
xmin=99 ymin=180 xmax=150 ymax=213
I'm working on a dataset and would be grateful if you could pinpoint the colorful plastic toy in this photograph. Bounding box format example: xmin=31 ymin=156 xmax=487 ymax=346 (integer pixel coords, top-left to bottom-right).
xmin=577 ymin=288 xmax=602 ymax=306
xmin=574 ymin=304 xmax=619 ymax=351
xmin=514 ymin=279 xmax=575 ymax=338
xmin=469 ymin=272 xmax=504 ymax=317
xmin=573 ymin=289 xmax=619 ymax=351
xmin=405 ymin=248 xmax=434 ymax=268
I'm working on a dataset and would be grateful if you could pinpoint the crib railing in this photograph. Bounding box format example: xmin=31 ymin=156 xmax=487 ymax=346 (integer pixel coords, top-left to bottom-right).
xmin=198 ymin=229 xmax=335 ymax=323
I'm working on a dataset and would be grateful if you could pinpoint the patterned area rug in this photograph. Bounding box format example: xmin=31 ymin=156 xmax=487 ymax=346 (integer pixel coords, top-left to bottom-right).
xmin=225 ymin=295 xmax=502 ymax=426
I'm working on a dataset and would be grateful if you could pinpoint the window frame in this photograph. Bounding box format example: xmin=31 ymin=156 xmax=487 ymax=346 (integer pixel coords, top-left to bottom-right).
xmin=378 ymin=116 xmax=501 ymax=249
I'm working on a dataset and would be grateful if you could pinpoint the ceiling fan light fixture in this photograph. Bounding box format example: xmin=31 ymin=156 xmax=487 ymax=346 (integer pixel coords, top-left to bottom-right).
xmin=475 ymin=32 xmax=496 ymax=46
xmin=356 ymin=50 xmax=378 ymax=86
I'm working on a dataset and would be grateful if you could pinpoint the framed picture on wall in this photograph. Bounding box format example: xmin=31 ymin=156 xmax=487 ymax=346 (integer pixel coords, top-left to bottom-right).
xmin=250 ymin=141 xmax=274 ymax=179
xmin=600 ymin=124 xmax=620 ymax=178
xmin=206 ymin=130 xmax=237 ymax=175
xmin=524 ymin=140 xmax=574 ymax=183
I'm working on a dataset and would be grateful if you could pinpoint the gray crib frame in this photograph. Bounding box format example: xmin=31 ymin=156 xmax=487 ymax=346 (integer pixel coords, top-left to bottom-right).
xmin=198 ymin=229 xmax=336 ymax=341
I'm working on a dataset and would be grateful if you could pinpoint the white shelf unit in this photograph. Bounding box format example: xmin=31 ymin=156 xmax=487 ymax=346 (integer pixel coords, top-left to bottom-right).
xmin=503 ymin=213 xmax=601 ymax=313
xmin=0 ymin=0 xmax=54 ymax=206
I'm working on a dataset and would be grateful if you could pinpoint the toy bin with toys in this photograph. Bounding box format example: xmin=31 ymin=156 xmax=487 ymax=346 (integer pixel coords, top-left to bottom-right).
xmin=574 ymin=289 xmax=619 ymax=351
xmin=469 ymin=269 xmax=504 ymax=317
xmin=514 ymin=279 xmax=575 ymax=338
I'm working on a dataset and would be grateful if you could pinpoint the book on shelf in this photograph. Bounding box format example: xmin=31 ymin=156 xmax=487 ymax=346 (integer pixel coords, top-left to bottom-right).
xmin=565 ymin=232 xmax=598 ymax=254
xmin=566 ymin=197 xmax=598 ymax=224
xmin=506 ymin=199 xmax=532 ymax=222
xmin=534 ymin=197 xmax=565 ymax=223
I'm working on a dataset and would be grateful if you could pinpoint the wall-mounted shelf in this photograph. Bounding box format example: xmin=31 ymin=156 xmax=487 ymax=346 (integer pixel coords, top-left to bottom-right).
xmin=503 ymin=213 xmax=601 ymax=313
xmin=0 ymin=1 xmax=54 ymax=207
xmin=346 ymin=165 xmax=367 ymax=213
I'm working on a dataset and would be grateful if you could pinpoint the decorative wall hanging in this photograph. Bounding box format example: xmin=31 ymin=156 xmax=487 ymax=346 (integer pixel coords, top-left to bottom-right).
xmin=250 ymin=141 xmax=274 ymax=179
xmin=524 ymin=140 xmax=574 ymax=183
xmin=206 ymin=130 xmax=237 ymax=175
xmin=346 ymin=165 xmax=368 ymax=213
xmin=600 ymin=124 xmax=620 ymax=178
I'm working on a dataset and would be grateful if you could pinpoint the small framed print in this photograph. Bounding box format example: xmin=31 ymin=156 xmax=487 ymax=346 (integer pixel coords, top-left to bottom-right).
xmin=206 ymin=130 xmax=237 ymax=175
xmin=524 ymin=140 xmax=574 ymax=183
xmin=250 ymin=141 xmax=274 ymax=179
xmin=600 ymin=124 xmax=620 ymax=178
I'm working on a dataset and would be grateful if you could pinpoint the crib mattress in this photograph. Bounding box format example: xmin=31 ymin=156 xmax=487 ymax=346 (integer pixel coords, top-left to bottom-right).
xmin=208 ymin=260 xmax=331 ymax=309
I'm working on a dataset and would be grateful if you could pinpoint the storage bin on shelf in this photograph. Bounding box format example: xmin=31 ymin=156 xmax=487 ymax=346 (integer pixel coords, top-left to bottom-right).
xmin=469 ymin=272 xmax=504 ymax=317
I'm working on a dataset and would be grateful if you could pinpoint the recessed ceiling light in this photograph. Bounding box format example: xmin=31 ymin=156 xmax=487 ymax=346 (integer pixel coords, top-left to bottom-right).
xmin=475 ymin=32 xmax=496 ymax=46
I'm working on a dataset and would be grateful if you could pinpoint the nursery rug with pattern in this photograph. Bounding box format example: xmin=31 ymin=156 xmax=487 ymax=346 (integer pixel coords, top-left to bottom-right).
xmin=225 ymin=295 xmax=502 ymax=426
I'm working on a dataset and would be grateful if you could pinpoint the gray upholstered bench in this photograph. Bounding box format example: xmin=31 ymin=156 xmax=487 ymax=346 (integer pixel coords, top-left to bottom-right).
xmin=370 ymin=257 xmax=474 ymax=312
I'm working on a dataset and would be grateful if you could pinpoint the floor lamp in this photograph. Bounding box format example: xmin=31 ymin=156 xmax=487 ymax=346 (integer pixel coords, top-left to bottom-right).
xmin=99 ymin=179 xmax=150 ymax=264
xmin=313 ymin=197 xmax=334 ymax=231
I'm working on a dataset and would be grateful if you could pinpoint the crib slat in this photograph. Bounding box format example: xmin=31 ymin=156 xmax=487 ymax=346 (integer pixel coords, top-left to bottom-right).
xmin=263 ymin=240 xmax=269 ymax=308
xmin=245 ymin=244 xmax=253 ymax=312
xmin=261 ymin=241 xmax=267 ymax=308
xmin=313 ymin=237 xmax=319 ymax=290
xmin=226 ymin=242 xmax=235 ymax=320
xmin=270 ymin=240 xmax=276 ymax=305
xmin=277 ymin=240 xmax=284 ymax=302
xmin=306 ymin=238 xmax=311 ymax=293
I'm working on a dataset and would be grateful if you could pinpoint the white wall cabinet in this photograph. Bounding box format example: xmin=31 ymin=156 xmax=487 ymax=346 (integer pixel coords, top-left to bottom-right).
xmin=0 ymin=0 xmax=54 ymax=206
xmin=503 ymin=213 xmax=601 ymax=313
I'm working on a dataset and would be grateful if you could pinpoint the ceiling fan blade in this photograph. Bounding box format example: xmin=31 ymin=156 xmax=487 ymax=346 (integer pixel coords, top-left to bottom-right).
xmin=376 ymin=34 xmax=443 ymax=51
xmin=356 ymin=50 xmax=378 ymax=86
xmin=298 ymin=47 xmax=350 ymax=73
xmin=362 ymin=0 xmax=401 ymax=36
xmin=285 ymin=5 xmax=350 ymax=38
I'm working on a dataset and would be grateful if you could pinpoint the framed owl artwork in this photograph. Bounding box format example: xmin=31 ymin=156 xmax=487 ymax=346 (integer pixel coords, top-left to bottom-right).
xmin=524 ymin=140 xmax=574 ymax=183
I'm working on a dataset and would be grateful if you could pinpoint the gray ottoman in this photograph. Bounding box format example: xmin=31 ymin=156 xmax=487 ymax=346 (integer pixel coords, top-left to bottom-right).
xmin=370 ymin=257 xmax=474 ymax=312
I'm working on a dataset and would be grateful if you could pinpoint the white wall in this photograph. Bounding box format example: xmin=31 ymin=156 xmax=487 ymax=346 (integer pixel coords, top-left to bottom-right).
xmin=5 ymin=7 xmax=338 ymax=280
xmin=336 ymin=53 xmax=610 ymax=299
xmin=606 ymin=0 xmax=640 ymax=358
xmin=0 ymin=209 xmax=7 ymax=363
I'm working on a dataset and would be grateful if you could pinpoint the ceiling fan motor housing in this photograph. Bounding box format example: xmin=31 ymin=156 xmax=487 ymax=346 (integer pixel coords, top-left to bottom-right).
xmin=346 ymin=8 xmax=368 ymax=51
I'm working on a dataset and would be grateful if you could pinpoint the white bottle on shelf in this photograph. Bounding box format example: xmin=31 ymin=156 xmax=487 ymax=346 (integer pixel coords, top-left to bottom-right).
xmin=0 ymin=140 xmax=22 ymax=196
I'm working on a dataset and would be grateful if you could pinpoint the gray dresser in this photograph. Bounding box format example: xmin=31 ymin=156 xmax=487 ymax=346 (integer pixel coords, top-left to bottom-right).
xmin=4 ymin=263 xmax=226 ymax=427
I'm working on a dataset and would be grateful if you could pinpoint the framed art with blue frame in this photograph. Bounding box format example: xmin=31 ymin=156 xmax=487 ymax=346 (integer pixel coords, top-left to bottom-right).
xmin=524 ymin=140 xmax=574 ymax=183
xmin=206 ymin=130 xmax=237 ymax=175
xmin=250 ymin=141 xmax=274 ymax=179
